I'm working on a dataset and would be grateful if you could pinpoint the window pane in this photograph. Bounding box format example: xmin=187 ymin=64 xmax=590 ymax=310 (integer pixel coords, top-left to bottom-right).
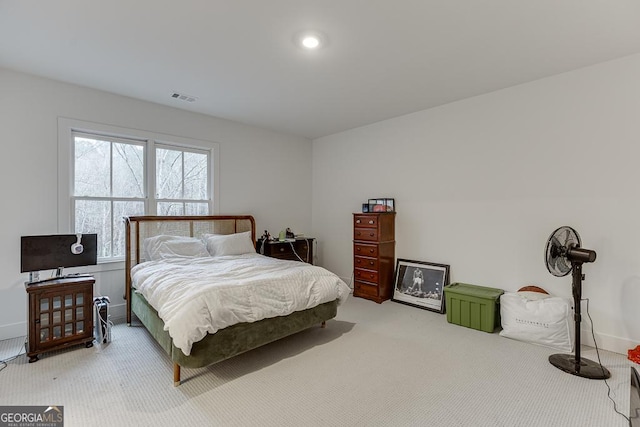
xmin=75 ymin=200 xmax=112 ymax=258
xmin=185 ymin=202 xmax=209 ymax=215
xmin=157 ymin=202 xmax=184 ymax=216
xmin=113 ymin=143 xmax=144 ymax=198
xmin=156 ymin=148 xmax=182 ymax=199
xmin=112 ymin=201 xmax=145 ymax=257
xmin=183 ymin=152 xmax=208 ymax=200
xmin=74 ymin=137 xmax=110 ymax=197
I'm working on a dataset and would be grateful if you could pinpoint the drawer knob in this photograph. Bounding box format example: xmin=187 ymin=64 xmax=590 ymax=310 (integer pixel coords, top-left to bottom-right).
xmin=368 ymin=220 xmax=374 ymax=224
xmin=356 ymin=247 xmax=361 ymax=252
xmin=356 ymin=219 xmax=361 ymax=224
xmin=369 ymin=261 xmax=374 ymax=266
xmin=369 ymin=249 xmax=374 ymax=253
xmin=370 ymin=274 xmax=374 ymax=279
xmin=279 ymin=248 xmax=285 ymax=252
xmin=369 ymin=233 xmax=374 ymax=237
xmin=356 ymin=259 xmax=361 ymax=264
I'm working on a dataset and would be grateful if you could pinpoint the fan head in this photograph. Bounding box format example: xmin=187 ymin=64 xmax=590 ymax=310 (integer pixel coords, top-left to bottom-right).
xmin=545 ymin=226 xmax=581 ymax=277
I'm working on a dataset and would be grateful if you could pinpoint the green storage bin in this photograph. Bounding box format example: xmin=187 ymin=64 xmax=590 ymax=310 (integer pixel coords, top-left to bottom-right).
xmin=444 ymin=283 xmax=504 ymax=333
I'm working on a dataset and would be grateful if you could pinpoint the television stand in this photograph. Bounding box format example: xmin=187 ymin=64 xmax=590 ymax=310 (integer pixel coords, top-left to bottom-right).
xmin=25 ymin=276 xmax=95 ymax=362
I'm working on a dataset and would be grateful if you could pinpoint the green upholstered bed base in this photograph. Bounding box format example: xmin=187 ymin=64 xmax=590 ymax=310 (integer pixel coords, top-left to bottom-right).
xmin=131 ymin=290 xmax=338 ymax=383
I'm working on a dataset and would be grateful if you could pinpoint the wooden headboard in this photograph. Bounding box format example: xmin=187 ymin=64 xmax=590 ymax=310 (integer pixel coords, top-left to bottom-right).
xmin=124 ymin=215 xmax=256 ymax=322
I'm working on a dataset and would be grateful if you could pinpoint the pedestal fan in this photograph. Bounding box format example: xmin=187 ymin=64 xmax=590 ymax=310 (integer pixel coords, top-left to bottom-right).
xmin=545 ymin=226 xmax=610 ymax=379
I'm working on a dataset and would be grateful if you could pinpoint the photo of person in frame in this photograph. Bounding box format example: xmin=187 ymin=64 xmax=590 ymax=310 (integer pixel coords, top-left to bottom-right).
xmin=393 ymin=259 xmax=449 ymax=313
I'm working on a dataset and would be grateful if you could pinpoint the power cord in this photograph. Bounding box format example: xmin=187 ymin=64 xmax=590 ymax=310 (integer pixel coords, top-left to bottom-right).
xmin=288 ymin=239 xmax=311 ymax=264
xmin=0 ymin=337 xmax=27 ymax=373
xmin=583 ymin=297 xmax=630 ymax=423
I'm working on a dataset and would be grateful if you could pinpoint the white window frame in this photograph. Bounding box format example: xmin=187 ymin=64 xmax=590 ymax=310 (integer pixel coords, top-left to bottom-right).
xmin=58 ymin=117 xmax=220 ymax=265
xmin=154 ymin=142 xmax=212 ymax=215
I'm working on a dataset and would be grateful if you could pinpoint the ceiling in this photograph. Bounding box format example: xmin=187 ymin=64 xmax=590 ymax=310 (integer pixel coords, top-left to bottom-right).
xmin=2 ymin=1 xmax=640 ymax=139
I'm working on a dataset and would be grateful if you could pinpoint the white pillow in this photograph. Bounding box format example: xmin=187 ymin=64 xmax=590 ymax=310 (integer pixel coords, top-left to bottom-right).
xmin=143 ymin=235 xmax=209 ymax=261
xmin=499 ymin=292 xmax=573 ymax=352
xmin=202 ymin=231 xmax=255 ymax=257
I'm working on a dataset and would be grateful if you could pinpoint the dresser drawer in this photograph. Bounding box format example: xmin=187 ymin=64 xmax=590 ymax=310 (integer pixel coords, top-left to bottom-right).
xmin=354 ymin=243 xmax=378 ymax=258
xmin=354 ymin=281 xmax=379 ymax=297
xmin=354 ymin=215 xmax=378 ymax=228
xmin=355 ymin=268 xmax=379 ymax=284
xmin=354 ymin=256 xmax=378 ymax=270
xmin=354 ymin=228 xmax=378 ymax=242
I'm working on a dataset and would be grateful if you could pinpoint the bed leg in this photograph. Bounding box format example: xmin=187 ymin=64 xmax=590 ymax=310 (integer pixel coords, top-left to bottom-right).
xmin=173 ymin=363 xmax=181 ymax=387
xmin=321 ymin=321 xmax=326 ymax=328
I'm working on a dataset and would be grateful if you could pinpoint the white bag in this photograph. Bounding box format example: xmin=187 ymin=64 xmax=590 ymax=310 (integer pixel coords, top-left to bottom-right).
xmin=499 ymin=292 xmax=573 ymax=352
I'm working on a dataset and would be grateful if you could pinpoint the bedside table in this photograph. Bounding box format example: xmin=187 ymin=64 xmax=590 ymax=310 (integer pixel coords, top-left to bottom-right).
xmin=25 ymin=276 xmax=95 ymax=362
xmin=256 ymin=238 xmax=315 ymax=264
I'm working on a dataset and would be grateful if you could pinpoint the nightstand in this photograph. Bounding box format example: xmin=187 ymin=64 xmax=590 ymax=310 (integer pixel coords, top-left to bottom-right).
xmin=25 ymin=276 xmax=95 ymax=362
xmin=256 ymin=238 xmax=315 ymax=264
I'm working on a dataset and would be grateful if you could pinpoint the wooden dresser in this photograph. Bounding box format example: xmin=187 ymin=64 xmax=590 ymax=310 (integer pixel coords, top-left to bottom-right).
xmin=353 ymin=212 xmax=396 ymax=303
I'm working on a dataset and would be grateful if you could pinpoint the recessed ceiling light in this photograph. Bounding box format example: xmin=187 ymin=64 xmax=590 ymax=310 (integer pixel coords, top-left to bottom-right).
xmin=294 ymin=31 xmax=326 ymax=50
xmin=302 ymin=36 xmax=320 ymax=49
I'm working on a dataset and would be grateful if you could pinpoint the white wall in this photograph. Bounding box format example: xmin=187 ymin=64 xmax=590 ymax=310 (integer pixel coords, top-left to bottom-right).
xmin=0 ymin=68 xmax=312 ymax=340
xmin=312 ymin=53 xmax=640 ymax=354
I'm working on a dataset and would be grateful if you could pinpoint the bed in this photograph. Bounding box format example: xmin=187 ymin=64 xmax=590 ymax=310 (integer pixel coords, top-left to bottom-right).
xmin=124 ymin=215 xmax=349 ymax=386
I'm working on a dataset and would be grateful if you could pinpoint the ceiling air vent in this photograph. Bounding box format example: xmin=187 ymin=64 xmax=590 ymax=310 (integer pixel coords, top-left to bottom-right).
xmin=171 ymin=92 xmax=197 ymax=103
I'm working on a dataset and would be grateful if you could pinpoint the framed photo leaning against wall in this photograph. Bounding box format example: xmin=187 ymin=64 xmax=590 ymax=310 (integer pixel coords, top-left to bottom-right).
xmin=392 ymin=258 xmax=450 ymax=313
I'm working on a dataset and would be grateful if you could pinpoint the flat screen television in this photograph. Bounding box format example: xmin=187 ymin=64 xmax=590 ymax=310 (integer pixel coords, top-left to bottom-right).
xmin=21 ymin=234 xmax=98 ymax=280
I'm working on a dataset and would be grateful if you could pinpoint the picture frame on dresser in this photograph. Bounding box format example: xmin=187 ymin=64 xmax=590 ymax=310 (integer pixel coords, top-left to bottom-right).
xmin=392 ymin=259 xmax=449 ymax=313
xmin=367 ymin=198 xmax=394 ymax=212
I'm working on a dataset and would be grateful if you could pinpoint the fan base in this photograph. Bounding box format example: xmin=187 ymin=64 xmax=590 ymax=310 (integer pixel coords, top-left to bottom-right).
xmin=549 ymin=354 xmax=611 ymax=379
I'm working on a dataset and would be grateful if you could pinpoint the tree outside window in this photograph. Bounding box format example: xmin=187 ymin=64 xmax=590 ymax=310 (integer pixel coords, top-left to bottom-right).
xmin=72 ymin=133 xmax=211 ymax=261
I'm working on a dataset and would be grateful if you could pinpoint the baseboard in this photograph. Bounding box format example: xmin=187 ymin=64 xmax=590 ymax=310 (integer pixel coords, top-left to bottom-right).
xmin=109 ymin=302 xmax=126 ymax=324
xmin=581 ymin=327 xmax=637 ymax=356
xmin=0 ymin=302 xmax=128 ymax=342
xmin=3 ymin=299 xmax=631 ymax=354
xmin=0 ymin=321 xmax=27 ymax=341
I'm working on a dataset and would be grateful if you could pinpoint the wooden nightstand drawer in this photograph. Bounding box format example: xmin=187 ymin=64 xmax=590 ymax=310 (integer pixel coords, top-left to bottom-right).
xmin=354 ymin=256 xmax=378 ymax=270
xmin=257 ymin=238 xmax=314 ymax=264
xmin=354 ymin=281 xmax=379 ymax=297
xmin=355 ymin=268 xmax=379 ymax=284
xmin=354 ymin=243 xmax=378 ymax=258
xmin=354 ymin=215 xmax=378 ymax=228
xmin=354 ymin=228 xmax=378 ymax=241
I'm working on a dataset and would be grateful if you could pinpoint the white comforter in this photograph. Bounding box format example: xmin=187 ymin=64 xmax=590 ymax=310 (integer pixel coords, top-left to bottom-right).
xmin=131 ymin=253 xmax=350 ymax=355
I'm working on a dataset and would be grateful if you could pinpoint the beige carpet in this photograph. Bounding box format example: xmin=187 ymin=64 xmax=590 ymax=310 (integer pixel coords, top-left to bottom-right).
xmin=0 ymin=296 xmax=633 ymax=426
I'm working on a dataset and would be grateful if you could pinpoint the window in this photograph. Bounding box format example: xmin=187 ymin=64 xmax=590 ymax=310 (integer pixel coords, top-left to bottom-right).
xmin=72 ymin=132 xmax=146 ymax=259
xmin=59 ymin=119 xmax=219 ymax=263
xmin=155 ymin=145 xmax=209 ymax=215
